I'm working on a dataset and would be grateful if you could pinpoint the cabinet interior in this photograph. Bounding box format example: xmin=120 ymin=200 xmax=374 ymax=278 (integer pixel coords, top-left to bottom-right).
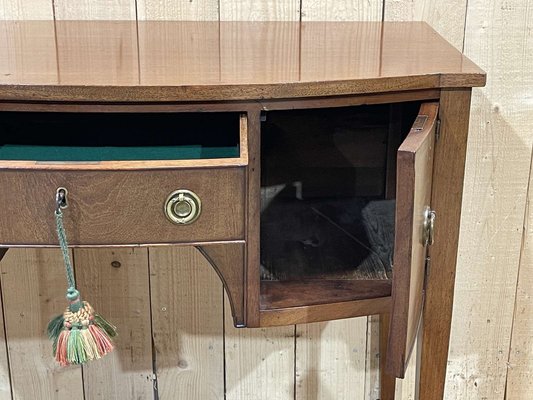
xmin=260 ymin=102 xmax=422 ymax=309
xmin=0 ymin=112 xmax=241 ymax=161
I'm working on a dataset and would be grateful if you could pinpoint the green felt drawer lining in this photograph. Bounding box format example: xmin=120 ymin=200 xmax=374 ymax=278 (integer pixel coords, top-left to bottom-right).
xmin=0 ymin=145 xmax=239 ymax=161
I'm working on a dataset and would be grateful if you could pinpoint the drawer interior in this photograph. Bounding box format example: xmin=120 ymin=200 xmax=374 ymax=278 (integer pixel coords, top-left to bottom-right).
xmin=260 ymin=101 xmax=423 ymax=309
xmin=0 ymin=112 xmax=242 ymax=161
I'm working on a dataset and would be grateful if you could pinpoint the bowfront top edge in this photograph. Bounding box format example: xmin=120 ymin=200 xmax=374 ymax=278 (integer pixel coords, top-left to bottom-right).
xmin=0 ymin=21 xmax=486 ymax=102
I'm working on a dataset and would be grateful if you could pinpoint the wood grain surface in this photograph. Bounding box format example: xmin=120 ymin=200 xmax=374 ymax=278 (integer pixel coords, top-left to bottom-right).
xmin=138 ymin=22 xmax=221 ymax=85
xmin=365 ymin=315 xmax=381 ymax=400
xmin=53 ymin=0 xmax=136 ymax=20
xmin=259 ymin=296 xmax=391 ymax=327
xmin=75 ymin=248 xmax=154 ymax=400
xmin=149 ymin=246 xmax=224 ymax=400
xmin=506 ymin=155 xmax=533 ymax=399
xmin=0 ymin=22 xmax=57 ymax=84
xmin=244 ymin=111 xmax=261 ymax=328
xmin=387 ymin=102 xmax=438 ymax=377
xmin=0 ymin=21 xmax=485 ymax=102
xmin=380 ymin=313 xmax=395 ymax=400
xmin=0 ymin=249 xmax=84 ymax=400
xmin=137 ymin=0 xmax=219 ymax=21
xmin=53 ymin=21 xmax=138 ymax=85
xmin=384 ymin=0 xmax=467 ymax=50
xmin=418 ymin=89 xmax=471 ymax=400
xmin=0 ymin=168 xmax=245 ymax=246
xmin=197 ymin=243 xmax=246 ymax=327
xmin=225 ymin=296 xmax=294 ymax=400
xmin=301 ymin=0 xmax=382 ymax=21
xmin=295 ymin=318 xmax=368 ymax=400
xmin=220 ymin=0 xmax=300 ymax=21
xmin=260 ymin=280 xmax=392 ymax=309
xmin=0 ymin=0 xmax=52 ymax=19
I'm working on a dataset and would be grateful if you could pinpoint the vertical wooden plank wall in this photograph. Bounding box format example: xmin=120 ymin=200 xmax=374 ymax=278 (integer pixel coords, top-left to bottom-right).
xmin=219 ymin=0 xmax=300 ymax=21
xmin=0 ymin=1 xmax=531 ymax=400
xmin=506 ymin=156 xmax=533 ymax=399
xmin=295 ymin=319 xmax=368 ymax=400
xmin=1 ymin=250 xmax=84 ymax=400
xmin=448 ymin=1 xmax=533 ymax=399
xmin=384 ymin=0 xmax=467 ymax=48
xmin=225 ymin=296 xmax=294 ymax=400
xmin=0 ymin=0 xmax=51 ymax=20
xmin=75 ymin=249 xmax=154 ymax=400
xmin=149 ymin=247 xmax=224 ymax=400
xmin=301 ymin=0 xmax=382 ymax=20
xmin=53 ymin=0 xmax=136 ymax=20
xmin=137 ymin=0 xmax=218 ymax=21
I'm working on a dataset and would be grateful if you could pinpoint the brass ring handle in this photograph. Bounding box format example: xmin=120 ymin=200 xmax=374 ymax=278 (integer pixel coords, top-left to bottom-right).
xmin=164 ymin=189 xmax=202 ymax=225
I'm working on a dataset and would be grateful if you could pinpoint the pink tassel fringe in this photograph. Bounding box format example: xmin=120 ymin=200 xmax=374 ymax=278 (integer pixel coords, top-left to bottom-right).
xmin=55 ymin=330 xmax=69 ymax=366
xmin=88 ymin=325 xmax=114 ymax=356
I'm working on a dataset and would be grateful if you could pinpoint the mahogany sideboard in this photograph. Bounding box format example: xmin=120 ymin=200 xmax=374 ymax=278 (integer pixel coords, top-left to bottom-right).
xmin=0 ymin=21 xmax=485 ymax=400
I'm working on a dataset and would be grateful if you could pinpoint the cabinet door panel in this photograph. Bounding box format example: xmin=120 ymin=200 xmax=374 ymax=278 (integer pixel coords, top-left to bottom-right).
xmin=387 ymin=102 xmax=439 ymax=378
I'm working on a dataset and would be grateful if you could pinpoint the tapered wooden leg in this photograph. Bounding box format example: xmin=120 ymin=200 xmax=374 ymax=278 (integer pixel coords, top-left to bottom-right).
xmin=418 ymin=89 xmax=472 ymax=400
xmin=380 ymin=313 xmax=396 ymax=400
xmin=0 ymin=249 xmax=7 ymax=263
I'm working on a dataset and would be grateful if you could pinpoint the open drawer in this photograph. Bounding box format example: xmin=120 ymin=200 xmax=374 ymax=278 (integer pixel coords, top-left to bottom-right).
xmin=257 ymin=101 xmax=439 ymax=378
xmin=0 ymin=112 xmax=248 ymax=246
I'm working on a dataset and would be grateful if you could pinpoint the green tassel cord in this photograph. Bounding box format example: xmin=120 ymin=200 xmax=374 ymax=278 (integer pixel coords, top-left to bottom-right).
xmin=47 ymin=189 xmax=117 ymax=366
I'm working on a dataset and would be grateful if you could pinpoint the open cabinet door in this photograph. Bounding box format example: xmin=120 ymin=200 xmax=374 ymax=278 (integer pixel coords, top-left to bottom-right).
xmin=387 ymin=102 xmax=439 ymax=378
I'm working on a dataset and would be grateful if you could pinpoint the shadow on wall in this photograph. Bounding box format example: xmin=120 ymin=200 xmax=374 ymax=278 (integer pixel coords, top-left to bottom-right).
xmin=445 ymin=85 xmax=533 ymax=396
xmin=0 ymin=244 xmax=374 ymax=399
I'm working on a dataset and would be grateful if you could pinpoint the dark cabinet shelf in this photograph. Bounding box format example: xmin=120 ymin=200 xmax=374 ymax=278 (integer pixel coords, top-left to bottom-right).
xmin=260 ymin=280 xmax=392 ymax=310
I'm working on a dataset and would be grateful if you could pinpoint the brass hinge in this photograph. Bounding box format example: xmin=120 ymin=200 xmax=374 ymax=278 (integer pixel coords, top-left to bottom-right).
xmin=423 ymin=206 xmax=436 ymax=246
xmin=435 ymin=119 xmax=441 ymax=142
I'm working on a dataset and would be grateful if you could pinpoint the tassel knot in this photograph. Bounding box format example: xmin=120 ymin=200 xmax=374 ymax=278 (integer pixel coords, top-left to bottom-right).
xmin=48 ymin=301 xmax=117 ymax=366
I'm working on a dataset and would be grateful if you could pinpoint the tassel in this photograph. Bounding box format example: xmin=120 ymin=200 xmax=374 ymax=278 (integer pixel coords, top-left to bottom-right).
xmin=55 ymin=330 xmax=69 ymax=366
xmin=80 ymin=328 xmax=100 ymax=361
xmin=67 ymin=328 xmax=85 ymax=364
xmin=47 ymin=314 xmax=64 ymax=355
xmin=49 ymin=295 xmax=117 ymax=366
xmin=89 ymin=325 xmax=114 ymax=356
xmin=94 ymin=314 xmax=118 ymax=339
xmin=48 ymin=189 xmax=117 ymax=366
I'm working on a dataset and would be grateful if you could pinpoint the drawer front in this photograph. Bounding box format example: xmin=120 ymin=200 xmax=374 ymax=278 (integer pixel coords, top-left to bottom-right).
xmin=0 ymin=168 xmax=245 ymax=246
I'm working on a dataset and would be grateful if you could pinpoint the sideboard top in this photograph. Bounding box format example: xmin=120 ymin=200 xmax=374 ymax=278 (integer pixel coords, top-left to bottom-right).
xmin=0 ymin=21 xmax=485 ymax=103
